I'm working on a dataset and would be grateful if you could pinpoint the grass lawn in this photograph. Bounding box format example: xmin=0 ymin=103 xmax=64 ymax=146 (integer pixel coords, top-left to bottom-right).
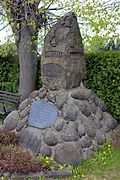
xmin=71 ymin=144 xmax=120 ymax=180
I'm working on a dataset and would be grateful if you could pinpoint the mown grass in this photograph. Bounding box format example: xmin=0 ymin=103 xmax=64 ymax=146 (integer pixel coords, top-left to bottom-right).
xmin=71 ymin=141 xmax=120 ymax=179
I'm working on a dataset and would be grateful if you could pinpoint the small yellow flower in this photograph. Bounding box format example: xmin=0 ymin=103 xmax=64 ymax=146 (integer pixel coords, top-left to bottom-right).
xmin=108 ymin=144 xmax=111 ymax=148
xmin=59 ymin=165 xmax=64 ymax=170
xmin=46 ymin=160 xmax=49 ymax=163
xmin=50 ymin=157 xmax=54 ymax=160
xmin=82 ymin=174 xmax=85 ymax=178
xmin=45 ymin=157 xmax=49 ymax=160
xmin=109 ymin=150 xmax=111 ymax=154
xmin=108 ymin=148 xmax=111 ymax=151
xmin=104 ymin=162 xmax=106 ymax=165
xmin=103 ymin=151 xmax=106 ymax=154
xmin=102 ymin=157 xmax=104 ymax=160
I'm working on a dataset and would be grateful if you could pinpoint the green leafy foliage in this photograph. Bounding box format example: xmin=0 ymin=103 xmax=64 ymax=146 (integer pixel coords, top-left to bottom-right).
xmin=85 ymin=51 xmax=120 ymax=121
xmin=0 ymin=43 xmax=19 ymax=92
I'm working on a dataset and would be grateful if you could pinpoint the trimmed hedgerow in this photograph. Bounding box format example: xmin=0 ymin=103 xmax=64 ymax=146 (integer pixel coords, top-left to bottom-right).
xmin=0 ymin=54 xmax=19 ymax=92
xmin=85 ymin=51 xmax=120 ymax=121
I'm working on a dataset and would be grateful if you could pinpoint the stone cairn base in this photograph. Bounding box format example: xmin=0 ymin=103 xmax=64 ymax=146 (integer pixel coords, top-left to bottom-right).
xmin=4 ymin=84 xmax=119 ymax=166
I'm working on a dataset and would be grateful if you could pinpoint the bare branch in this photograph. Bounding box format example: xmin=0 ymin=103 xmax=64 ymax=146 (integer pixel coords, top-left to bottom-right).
xmin=0 ymin=23 xmax=9 ymax=31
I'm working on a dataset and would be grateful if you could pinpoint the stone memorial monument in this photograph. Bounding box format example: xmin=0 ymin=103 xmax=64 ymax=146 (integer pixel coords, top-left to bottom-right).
xmin=4 ymin=13 xmax=119 ymax=166
xmin=41 ymin=12 xmax=86 ymax=90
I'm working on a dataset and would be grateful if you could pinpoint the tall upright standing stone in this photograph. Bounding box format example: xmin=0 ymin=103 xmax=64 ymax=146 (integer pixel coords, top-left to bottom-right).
xmin=41 ymin=12 xmax=86 ymax=90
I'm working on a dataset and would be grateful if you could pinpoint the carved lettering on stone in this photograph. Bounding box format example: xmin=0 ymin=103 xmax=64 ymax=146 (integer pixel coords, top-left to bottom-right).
xmin=43 ymin=63 xmax=62 ymax=78
xmin=70 ymin=52 xmax=81 ymax=60
xmin=41 ymin=12 xmax=86 ymax=90
xmin=45 ymin=51 xmax=63 ymax=58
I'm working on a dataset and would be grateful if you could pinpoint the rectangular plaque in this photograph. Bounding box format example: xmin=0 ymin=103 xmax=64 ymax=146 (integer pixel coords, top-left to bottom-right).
xmin=70 ymin=52 xmax=81 ymax=60
xmin=45 ymin=51 xmax=63 ymax=58
xmin=43 ymin=63 xmax=62 ymax=78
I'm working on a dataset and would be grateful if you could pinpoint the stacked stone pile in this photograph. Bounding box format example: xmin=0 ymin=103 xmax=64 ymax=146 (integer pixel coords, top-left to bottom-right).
xmin=3 ymin=12 xmax=120 ymax=166
xmin=4 ymin=85 xmax=119 ymax=166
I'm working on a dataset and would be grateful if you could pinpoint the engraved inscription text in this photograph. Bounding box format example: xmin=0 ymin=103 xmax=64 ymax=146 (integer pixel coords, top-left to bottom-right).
xmin=45 ymin=51 xmax=63 ymax=58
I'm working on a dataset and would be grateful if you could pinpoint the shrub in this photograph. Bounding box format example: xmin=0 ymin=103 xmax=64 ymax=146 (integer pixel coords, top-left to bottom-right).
xmin=0 ymin=129 xmax=49 ymax=174
xmin=0 ymin=129 xmax=19 ymax=146
xmin=85 ymin=51 xmax=120 ymax=121
xmin=0 ymin=43 xmax=19 ymax=92
xmin=0 ymin=144 xmax=49 ymax=173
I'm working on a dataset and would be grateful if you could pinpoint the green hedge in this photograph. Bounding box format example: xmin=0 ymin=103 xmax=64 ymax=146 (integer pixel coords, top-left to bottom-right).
xmin=0 ymin=49 xmax=120 ymax=121
xmin=85 ymin=51 xmax=120 ymax=121
xmin=0 ymin=53 xmax=19 ymax=93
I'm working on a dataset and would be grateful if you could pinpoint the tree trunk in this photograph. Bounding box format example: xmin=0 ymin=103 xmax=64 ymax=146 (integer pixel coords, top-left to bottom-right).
xmin=18 ymin=26 xmax=37 ymax=101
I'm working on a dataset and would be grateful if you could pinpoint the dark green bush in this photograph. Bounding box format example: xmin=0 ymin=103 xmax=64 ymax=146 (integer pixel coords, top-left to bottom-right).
xmin=0 ymin=43 xmax=19 ymax=92
xmin=85 ymin=51 xmax=120 ymax=121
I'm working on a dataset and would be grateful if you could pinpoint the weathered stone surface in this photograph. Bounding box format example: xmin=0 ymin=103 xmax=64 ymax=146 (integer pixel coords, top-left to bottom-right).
xmin=84 ymin=121 xmax=96 ymax=138
xmin=103 ymin=112 xmax=117 ymax=131
xmin=94 ymin=118 xmax=102 ymax=129
xmin=4 ymin=110 xmax=19 ymax=131
xmin=77 ymin=101 xmax=91 ymax=117
xmin=29 ymin=90 xmax=39 ymax=99
xmin=16 ymin=116 xmax=28 ymax=131
xmin=96 ymin=130 xmax=105 ymax=145
xmin=92 ymin=93 xmax=107 ymax=112
xmin=78 ymin=124 xmax=86 ymax=137
xmin=88 ymin=101 xmax=97 ymax=114
xmin=28 ymin=100 xmax=58 ymax=129
xmin=82 ymin=149 xmax=94 ymax=160
xmin=38 ymin=91 xmax=47 ymax=99
xmin=18 ymin=127 xmax=42 ymax=154
xmin=41 ymin=12 xmax=86 ymax=90
xmin=44 ymin=130 xmax=58 ymax=146
xmin=18 ymin=99 xmax=30 ymax=112
xmin=80 ymin=136 xmax=92 ymax=148
xmin=40 ymin=144 xmax=52 ymax=157
xmin=47 ymin=91 xmax=56 ymax=102
xmin=61 ymin=122 xmax=78 ymax=141
xmin=71 ymin=87 xmax=91 ymax=100
xmin=19 ymin=107 xmax=30 ymax=119
xmin=55 ymin=92 xmax=67 ymax=110
xmin=54 ymin=118 xmax=65 ymax=131
xmin=10 ymin=170 xmax=72 ymax=179
xmin=92 ymin=140 xmax=98 ymax=151
xmin=77 ymin=113 xmax=90 ymax=124
xmin=62 ymin=103 xmax=77 ymax=121
xmin=96 ymin=107 xmax=103 ymax=120
xmin=54 ymin=142 xmax=82 ymax=166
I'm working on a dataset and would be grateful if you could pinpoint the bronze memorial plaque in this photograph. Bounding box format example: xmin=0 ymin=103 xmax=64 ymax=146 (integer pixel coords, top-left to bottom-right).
xmin=28 ymin=100 xmax=58 ymax=129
